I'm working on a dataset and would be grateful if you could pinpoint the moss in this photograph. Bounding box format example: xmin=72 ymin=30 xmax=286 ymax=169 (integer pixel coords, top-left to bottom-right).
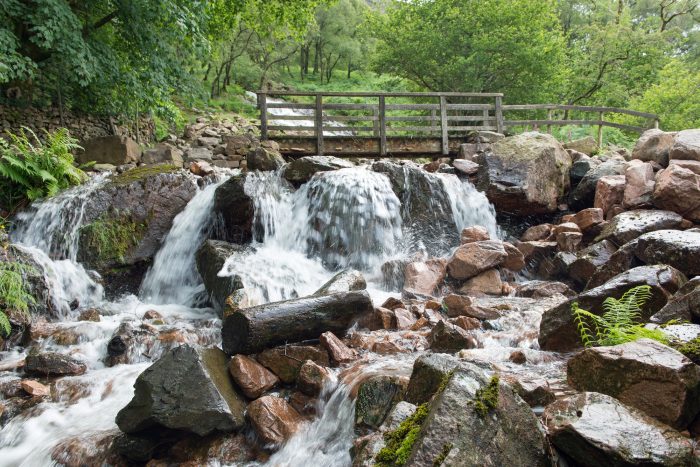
xmin=375 ymin=403 xmax=430 ymax=466
xmin=470 ymin=376 xmax=500 ymax=418
xmin=675 ymin=337 xmax=700 ymax=365
xmin=109 ymin=164 xmax=180 ymax=186
xmin=436 ymin=370 xmax=454 ymax=395
xmin=433 ymin=443 xmax=453 ymax=467
xmin=80 ymin=212 xmax=146 ymax=264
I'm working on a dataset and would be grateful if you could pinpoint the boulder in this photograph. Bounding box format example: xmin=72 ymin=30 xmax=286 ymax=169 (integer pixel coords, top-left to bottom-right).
xmin=632 ymin=129 xmax=676 ymax=166
xmin=314 ymin=269 xmax=366 ymax=295
xmin=623 ymin=160 xmax=655 ymax=208
xmin=570 ymin=156 xmax=601 ymax=187
xmin=595 ymin=209 xmax=683 ymax=245
xmin=319 ymin=331 xmax=357 ymax=364
xmin=516 ymin=240 xmax=558 ymax=270
xmin=405 ymin=365 xmax=549 ymax=467
xmin=297 ymin=360 xmax=331 ymax=396
xmin=593 ymin=175 xmax=626 ymax=218
xmin=228 ymin=355 xmax=279 ymax=399
xmin=115 ymin=345 xmax=246 ymax=436
xmin=501 ymin=242 xmax=525 ymax=271
xmin=185 ymin=147 xmax=213 ymax=162
xmin=77 ymin=136 xmax=141 ymax=165
xmin=256 ymin=345 xmax=330 ymax=384
xmin=545 ymin=392 xmax=694 ymax=467
xmin=355 ymin=375 xmax=407 ymax=429
xmin=520 ymin=224 xmax=552 ymax=242
xmin=24 ymin=352 xmax=86 ymax=376
xmin=213 ymin=173 xmax=254 ymax=244
xmin=405 ymin=353 xmax=459 ymax=405
xmin=142 ymin=143 xmax=184 ymax=166
xmin=447 ymin=241 xmax=507 ymax=280
xmin=282 ymin=156 xmax=354 ymax=185
xmin=403 ymin=259 xmax=446 ymax=296
xmin=572 ymin=208 xmax=604 ymax=233
xmin=195 ymin=240 xmax=246 ymax=314
xmin=460 ymin=226 xmax=490 ymax=244
xmin=247 ymin=396 xmax=304 ymax=446
xmin=442 ymin=294 xmax=473 ymax=318
xmin=515 ymin=280 xmax=575 ymax=299
xmin=247 ymin=147 xmax=285 ymax=171
xmin=570 ymin=159 xmax=626 ymax=210
xmin=21 ymin=380 xmax=50 ymax=397
xmin=429 ymin=320 xmax=477 ymax=353
xmin=452 ymin=159 xmax=479 ymax=175
xmin=564 ymin=136 xmax=597 ymax=156
xmin=567 ymin=339 xmax=700 ymax=429
xmin=539 ymin=265 xmax=686 ymax=352
xmin=631 ymin=229 xmax=700 ymax=277
xmin=653 ymin=163 xmax=700 ymax=222
xmin=189 ymin=160 xmax=214 ymax=176
xmin=458 ymin=268 xmax=503 ymax=296
xmin=501 ymin=375 xmax=556 ymax=407
xmin=652 ymin=277 xmax=700 ymax=324
xmin=567 ymin=240 xmax=618 ymax=286
xmin=669 ymin=129 xmax=700 ymax=162
xmin=476 ymin=132 xmax=571 ymax=215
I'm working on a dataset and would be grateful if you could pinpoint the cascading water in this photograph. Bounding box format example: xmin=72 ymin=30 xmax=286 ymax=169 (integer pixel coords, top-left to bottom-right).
xmin=139 ymin=176 xmax=229 ymax=306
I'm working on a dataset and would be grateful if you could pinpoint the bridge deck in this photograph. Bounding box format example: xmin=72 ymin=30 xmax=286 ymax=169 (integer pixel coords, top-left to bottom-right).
xmin=257 ymin=92 xmax=658 ymax=157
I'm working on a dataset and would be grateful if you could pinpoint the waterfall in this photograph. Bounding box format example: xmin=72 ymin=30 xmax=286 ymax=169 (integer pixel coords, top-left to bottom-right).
xmin=139 ymin=177 xmax=228 ymax=306
xmin=436 ymin=172 xmax=499 ymax=239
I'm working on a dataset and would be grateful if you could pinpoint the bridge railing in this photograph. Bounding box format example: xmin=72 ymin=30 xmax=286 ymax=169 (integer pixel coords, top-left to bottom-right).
xmin=258 ymin=91 xmax=504 ymax=156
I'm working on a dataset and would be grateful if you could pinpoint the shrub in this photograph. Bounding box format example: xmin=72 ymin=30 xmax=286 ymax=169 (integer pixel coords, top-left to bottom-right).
xmin=0 ymin=260 xmax=36 ymax=337
xmin=0 ymin=127 xmax=88 ymax=212
xmin=572 ymin=285 xmax=668 ymax=347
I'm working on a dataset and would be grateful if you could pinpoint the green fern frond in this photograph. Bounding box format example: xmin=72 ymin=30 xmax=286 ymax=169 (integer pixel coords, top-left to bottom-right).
xmin=0 ymin=311 xmax=10 ymax=337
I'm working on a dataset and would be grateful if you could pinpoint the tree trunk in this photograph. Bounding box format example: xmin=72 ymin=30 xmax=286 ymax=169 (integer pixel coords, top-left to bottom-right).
xmin=221 ymin=291 xmax=373 ymax=355
xmin=347 ymin=60 xmax=352 ymax=79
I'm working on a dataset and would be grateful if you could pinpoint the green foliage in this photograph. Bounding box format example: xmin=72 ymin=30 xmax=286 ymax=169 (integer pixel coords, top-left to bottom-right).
xmin=572 ymin=285 xmax=669 ymax=347
xmin=0 ymin=128 xmax=87 ymax=211
xmin=675 ymin=337 xmax=700 ymax=365
xmin=109 ymin=164 xmax=180 ymax=186
xmin=470 ymin=376 xmax=500 ymax=418
xmin=0 ymin=261 xmax=37 ymax=337
xmin=375 ymin=403 xmax=430 ymax=466
xmin=79 ymin=212 xmax=146 ymax=265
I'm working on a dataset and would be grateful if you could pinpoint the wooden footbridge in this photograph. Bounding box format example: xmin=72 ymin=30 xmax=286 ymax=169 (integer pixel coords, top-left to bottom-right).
xmin=257 ymin=91 xmax=659 ymax=157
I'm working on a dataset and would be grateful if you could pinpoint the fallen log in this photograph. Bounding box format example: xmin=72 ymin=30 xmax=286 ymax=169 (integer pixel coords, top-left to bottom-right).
xmin=222 ymin=291 xmax=373 ymax=355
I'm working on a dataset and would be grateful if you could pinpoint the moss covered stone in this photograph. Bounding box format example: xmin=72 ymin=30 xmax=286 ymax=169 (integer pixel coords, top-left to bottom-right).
xmin=79 ymin=212 xmax=147 ymax=266
xmin=471 ymin=375 xmax=500 ymax=417
xmin=109 ymin=164 xmax=180 ymax=186
xmin=433 ymin=443 xmax=453 ymax=467
xmin=676 ymin=337 xmax=700 ymax=365
xmin=375 ymin=403 xmax=430 ymax=466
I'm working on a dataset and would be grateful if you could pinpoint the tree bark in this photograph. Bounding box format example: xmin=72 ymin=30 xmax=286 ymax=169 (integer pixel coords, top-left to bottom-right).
xmin=222 ymin=291 xmax=373 ymax=355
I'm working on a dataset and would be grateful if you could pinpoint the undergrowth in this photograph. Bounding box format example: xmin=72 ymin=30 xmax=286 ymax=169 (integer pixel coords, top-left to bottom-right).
xmin=572 ymin=285 xmax=668 ymax=347
xmin=0 ymin=260 xmax=36 ymax=337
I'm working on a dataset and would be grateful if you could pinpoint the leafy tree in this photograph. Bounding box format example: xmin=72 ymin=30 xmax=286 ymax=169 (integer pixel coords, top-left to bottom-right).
xmin=366 ymin=0 xmax=567 ymax=102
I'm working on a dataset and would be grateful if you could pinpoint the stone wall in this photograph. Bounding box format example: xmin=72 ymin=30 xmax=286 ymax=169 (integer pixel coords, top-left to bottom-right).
xmin=0 ymin=104 xmax=155 ymax=144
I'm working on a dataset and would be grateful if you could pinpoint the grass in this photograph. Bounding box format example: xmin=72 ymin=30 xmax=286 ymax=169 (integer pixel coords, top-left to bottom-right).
xmin=79 ymin=212 xmax=147 ymax=265
xmin=109 ymin=164 xmax=180 ymax=186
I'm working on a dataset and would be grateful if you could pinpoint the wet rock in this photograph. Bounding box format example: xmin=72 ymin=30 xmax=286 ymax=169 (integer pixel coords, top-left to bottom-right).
xmin=105 ymin=322 xmax=159 ymax=367
xmin=429 ymin=320 xmax=477 ymax=353
xmin=631 ymin=229 xmax=700 ymax=277
xmin=501 ymin=242 xmax=525 ymax=271
xmin=314 ymin=269 xmax=366 ymax=295
xmin=115 ymin=345 xmax=246 ymax=436
xmin=297 ymin=360 xmax=331 ymax=396
xmin=652 ymin=277 xmax=700 ymax=323
xmin=20 ymin=379 xmax=50 ymax=397
xmin=593 ymin=174 xmax=626 ymax=218
xmin=564 ymin=136 xmax=597 ymax=156
xmin=407 ymin=365 xmax=549 ymax=467
xmin=77 ymin=135 xmax=141 ymax=165
xmin=195 ymin=239 xmax=246 ymax=313
xmin=623 ymin=160 xmax=655 ymax=208
xmin=442 ymin=294 xmax=472 ymax=318
xmin=283 ymin=156 xmax=354 ymax=185
xmin=358 ymin=306 xmax=396 ymax=331
xmin=247 ymin=147 xmax=285 ymax=171
xmin=567 ymin=339 xmax=700 ymax=429
xmin=572 ymin=207 xmax=604 ymax=233
xmin=450 ymin=316 xmax=482 ymax=331
xmin=213 ymin=173 xmax=254 ymax=244
xmin=78 ymin=308 xmax=100 ymax=322
xmin=371 ymin=340 xmax=404 ymax=355
xmin=355 ymin=375 xmax=407 ymax=429
xmin=142 ymin=143 xmax=184 ymax=166
xmin=460 ymin=225 xmax=490 ymax=244
xmin=394 ymin=308 xmax=417 ymax=330
xmin=452 ymin=159 xmax=479 ymax=175
xmin=475 ymin=132 xmax=571 ymax=215
xmin=142 ymin=309 xmax=162 ymax=320
xmin=539 ymin=265 xmax=686 ymax=351
xmin=320 ymin=331 xmax=357 ymax=365
xmin=405 ymin=353 xmax=459 ymax=405
xmin=545 ymin=392 xmax=694 ymax=467
xmin=51 ymin=430 xmax=125 ymax=467
xmin=556 ymin=231 xmax=582 ymax=252
xmin=570 ymin=156 xmax=601 ymax=187
xmin=403 ymin=259 xmax=446 ymax=296
xmin=222 ymin=291 xmax=373 ymax=355
xmin=632 ymin=129 xmax=676 ymax=166
xmin=568 ymin=240 xmax=617 ymax=286
xmin=670 ymin=128 xmax=700 ymax=162
xmin=166 ymin=432 xmax=255 ymax=465
xmin=515 ymin=280 xmax=575 ymax=299
xmin=458 ymin=268 xmax=503 ymax=296
xmin=501 ymin=375 xmax=555 ymax=407
xmin=516 ymin=241 xmax=558 ymax=271
xmin=447 ymin=241 xmax=507 ymax=280
xmin=256 ymin=345 xmax=330 ymax=384
xmin=595 ymin=209 xmax=683 ymax=245
xmin=570 ymin=158 xmax=627 ymax=210
xmin=248 ymin=395 xmax=304 ymax=446
xmin=228 ymin=354 xmax=279 ymax=399
xmin=653 ymin=162 xmax=700 ymax=222
xmin=24 ymin=352 xmax=86 ymax=376
xmin=189 ymin=160 xmax=214 ymax=176
xmin=520 ymin=224 xmax=553 ymax=242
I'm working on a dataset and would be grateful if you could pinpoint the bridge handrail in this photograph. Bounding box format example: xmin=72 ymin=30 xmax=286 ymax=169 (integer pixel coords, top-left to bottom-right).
xmin=258 ymin=91 xmax=504 ymax=98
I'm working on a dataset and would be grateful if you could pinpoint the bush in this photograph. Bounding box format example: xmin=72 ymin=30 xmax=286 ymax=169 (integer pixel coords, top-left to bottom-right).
xmin=0 ymin=128 xmax=88 ymax=212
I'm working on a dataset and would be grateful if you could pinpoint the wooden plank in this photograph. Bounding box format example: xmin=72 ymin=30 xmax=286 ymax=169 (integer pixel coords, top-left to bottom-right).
xmin=482 ymin=108 xmax=489 ymax=127
xmin=267 ymin=103 xmax=315 ymax=109
xmin=447 ymin=115 xmax=496 ymax=122
xmin=326 ymin=115 xmax=378 ymax=122
xmin=386 ymin=126 xmax=440 ymax=133
xmin=259 ymin=91 xmax=505 ymax=98
xmin=597 ymin=111 xmax=604 ymax=148
xmin=386 ymin=104 xmax=440 ymax=110
xmin=379 ymin=96 xmax=387 ymax=156
xmin=267 ymin=115 xmax=315 ymax=121
xmin=323 ymin=103 xmax=377 ymax=110
xmin=505 ymin=119 xmax=603 ymax=126
xmin=268 ymin=125 xmax=316 ymax=131
xmin=445 ymin=104 xmax=494 ymax=110
xmin=386 ymin=115 xmax=440 ymax=122
xmin=502 ymin=104 xmax=657 ymax=119
xmin=440 ymin=96 xmax=448 ymax=156
xmin=600 ymin=121 xmax=647 ymax=133
xmin=495 ymin=96 xmax=504 ymax=134
xmin=373 ymin=107 xmax=379 ymax=137
xmin=316 ymin=94 xmax=324 ymax=155
xmin=259 ymin=94 xmax=268 ymax=140
xmin=447 ymin=125 xmax=499 ymax=131
xmin=321 ymin=126 xmax=375 ymax=132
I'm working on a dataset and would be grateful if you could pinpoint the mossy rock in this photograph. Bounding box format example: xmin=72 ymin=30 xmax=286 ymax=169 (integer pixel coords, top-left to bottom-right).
xmin=78 ymin=211 xmax=147 ymax=268
xmin=108 ymin=164 xmax=181 ymax=186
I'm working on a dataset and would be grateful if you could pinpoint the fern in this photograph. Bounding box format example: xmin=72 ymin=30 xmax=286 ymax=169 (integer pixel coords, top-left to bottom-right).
xmin=572 ymin=285 xmax=667 ymax=347
xmin=0 ymin=261 xmax=36 ymax=337
xmin=0 ymin=311 xmax=10 ymax=337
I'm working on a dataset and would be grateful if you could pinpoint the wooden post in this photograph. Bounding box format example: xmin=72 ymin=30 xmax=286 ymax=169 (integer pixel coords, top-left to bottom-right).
xmin=373 ymin=107 xmax=379 ymax=137
xmin=259 ymin=93 xmax=268 ymax=141
xmin=654 ymin=118 xmax=660 ymax=129
xmin=495 ymin=96 xmax=504 ymax=134
xmin=597 ymin=111 xmax=603 ymax=149
xmin=482 ymin=108 xmax=489 ymax=130
xmin=547 ymin=109 xmax=552 ymax=134
xmin=315 ymin=94 xmax=324 ymax=156
xmin=440 ymin=95 xmax=448 ymax=156
xmin=379 ymin=96 xmax=387 ymax=156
